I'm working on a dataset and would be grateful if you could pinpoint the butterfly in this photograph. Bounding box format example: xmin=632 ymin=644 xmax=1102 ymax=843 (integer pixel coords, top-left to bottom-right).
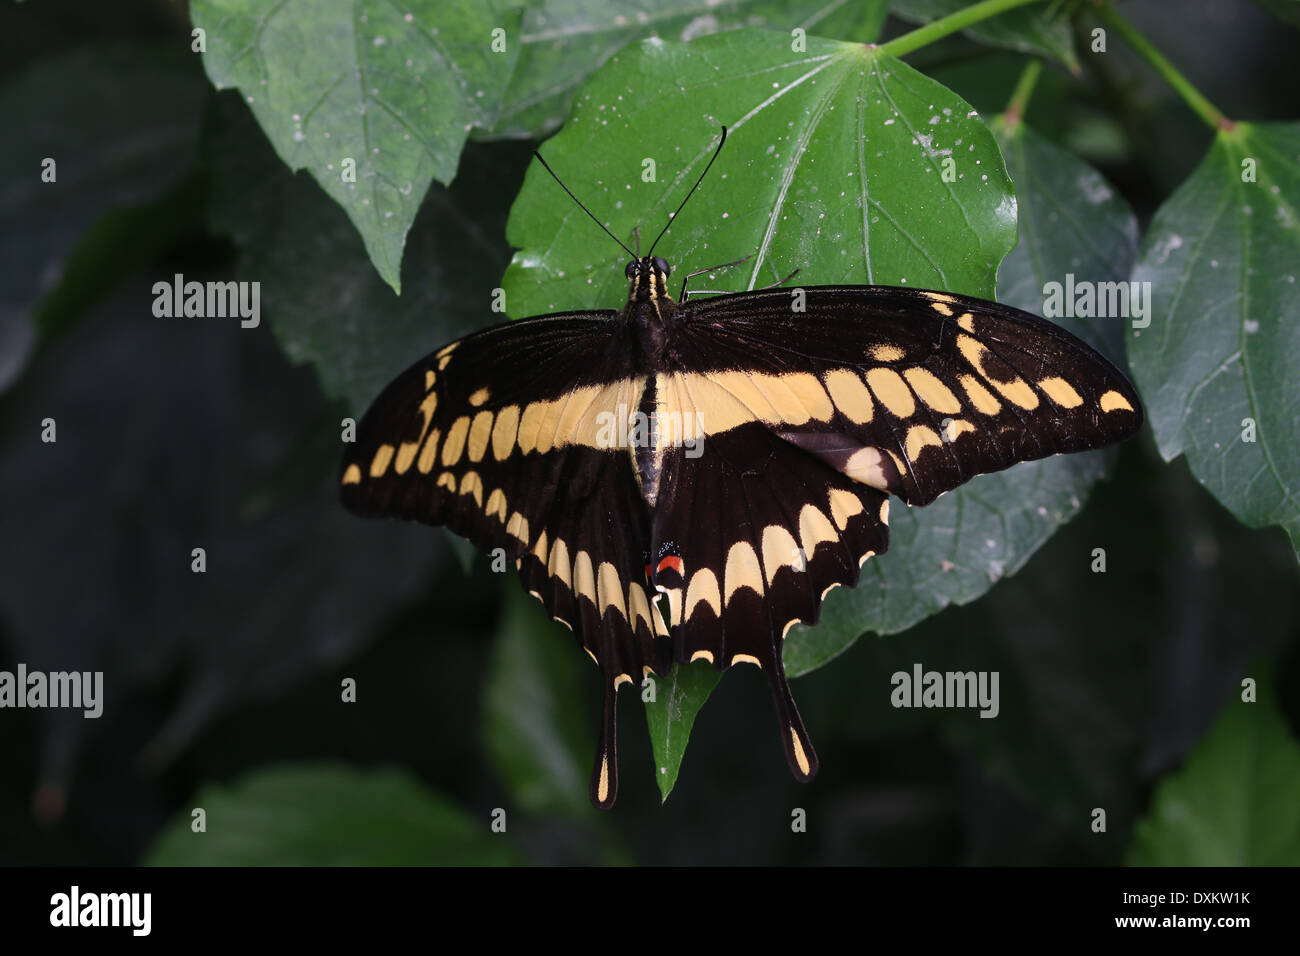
xmin=341 ymin=128 xmax=1143 ymax=808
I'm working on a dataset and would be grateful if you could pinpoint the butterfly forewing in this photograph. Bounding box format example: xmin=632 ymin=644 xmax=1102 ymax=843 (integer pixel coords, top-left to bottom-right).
xmin=671 ymin=286 xmax=1143 ymax=506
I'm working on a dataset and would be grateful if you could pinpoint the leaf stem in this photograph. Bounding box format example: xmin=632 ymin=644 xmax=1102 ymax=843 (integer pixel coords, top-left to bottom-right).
xmin=1001 ymin=58 xmax=1043 ymax=129
xmin=1095 ymin=5 xmax=1234 ymax=131
xmin=880 ymin=0 xmax=1049 ymax=58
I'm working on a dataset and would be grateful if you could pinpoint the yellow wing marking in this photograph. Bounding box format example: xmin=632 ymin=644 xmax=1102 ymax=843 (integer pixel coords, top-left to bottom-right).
xmin=458 ymin=471 xmax=483 ymax=507
xmin=1039 ymin=377 xmax=1084 ymax=408
xmin=823 ymin=369 xmax=874 ymax=424
xmin=1099 ymin=390 xmax=1134 ymax=413
xmin=548 ymin=538 xmax=572 ymax=586
xmin=492 ymin=405 xmax=520 ymax=460
xmin=827 ymin=488 xmax=864 ymax=530
xmin=844 ymin=447 xmax=890 ymax=490
xmin=441 ymin=416 xmax=471 ymax=466
xmin=723 ymin=541 xmax=764 ymax=604
xmin=958 ymin=374 xmax=1002 ymax=416
xmin=417 ymin=427 xmax=441 ymax=474
xmin=904 ymin=368 xmax=962 ymax=415
xmin=904 ymin=425 xmax=944 ymax=462
xmin=369 ymin=444 xmax=395 ymax=478
xmin=797 ymin=504 xmax=837 ymax=556
xmin=467 ymin=410 xmax=494 ymax=463
xmin=685 ymin=568 xmax=722 ymax=617
xmin=760 ymin=525 xmax=800 ymax=585
xmin=597 ymin=562 xmax=627 ymax=620
xmin=865 ymin=368 xmax=916 ymax=418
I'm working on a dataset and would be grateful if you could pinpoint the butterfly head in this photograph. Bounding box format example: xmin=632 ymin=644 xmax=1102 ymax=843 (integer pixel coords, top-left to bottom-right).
xmin=625 ymin=256 xmax=672 ymax=305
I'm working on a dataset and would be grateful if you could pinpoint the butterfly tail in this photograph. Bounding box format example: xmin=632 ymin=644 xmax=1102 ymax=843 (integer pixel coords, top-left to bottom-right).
xmin=766 ymin=656 xmax=819 ymax=783
xmin=589 ymin=674 xmax=620 ymax=809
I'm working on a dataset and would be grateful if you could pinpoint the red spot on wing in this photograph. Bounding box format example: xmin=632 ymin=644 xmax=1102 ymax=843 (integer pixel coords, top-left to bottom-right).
xmin=657 ymin=556 xmax=683 ymax=575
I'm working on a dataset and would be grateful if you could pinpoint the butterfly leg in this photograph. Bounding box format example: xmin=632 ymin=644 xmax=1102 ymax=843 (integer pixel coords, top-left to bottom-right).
xmin=754 ymin=267 xmax=800 ymax=292
xmin=682 ymin=264 xmax=801 ymax=300
xmin=678 ymin=255 xmax=752 ymax=300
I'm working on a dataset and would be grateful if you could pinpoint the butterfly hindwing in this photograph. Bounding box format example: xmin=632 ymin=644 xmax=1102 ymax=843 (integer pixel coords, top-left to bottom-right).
xmin=511 ymin=445 xmax=670 ymax=807
xmin=650 ymin=422 xmax=889 ymax=782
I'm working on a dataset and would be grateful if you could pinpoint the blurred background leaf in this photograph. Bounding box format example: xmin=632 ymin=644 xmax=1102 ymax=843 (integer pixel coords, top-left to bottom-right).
xmin=891 ymin=0 xmax=1077 ymax=70
xmin=191 ymin=0 xmax=523 ymax=291
xmin=1128 ymin=671 xmax=1300 ymax=866
xmin=488 ymin=0 xmax=891 ymax=138
xmin=1127 ymin=123 xmax=1300 ymax=562
xmin=0 ymin=43 xmax=206 ymax=390
xmin=484 ymin=587 xmax=592 ymax=817
xmin=145 ymin=763 xmax=524 ymax=864
xmin=204 ymin=92 xmax=532 ymax=416
xmin=0 ymin=276 xmax=443 ymax=800
xmin=1252 ymin=0 xmax=1300 ymax=28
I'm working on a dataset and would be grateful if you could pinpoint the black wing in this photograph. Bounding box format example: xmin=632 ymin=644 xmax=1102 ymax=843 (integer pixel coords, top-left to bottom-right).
xmin=668 ymin=285 xmax=1142 ymax=505
xmin=648 ymin=285 xmax=1142 ymax=780
xmin=340 ymin=312 xmax=667 ymax=807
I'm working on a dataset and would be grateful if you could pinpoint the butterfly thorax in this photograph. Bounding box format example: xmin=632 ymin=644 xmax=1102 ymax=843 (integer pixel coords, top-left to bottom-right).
xmin=624 ymin=255 xmax=676 ymax=329
xmin=622 ymin=256 xmax=682 ymax=507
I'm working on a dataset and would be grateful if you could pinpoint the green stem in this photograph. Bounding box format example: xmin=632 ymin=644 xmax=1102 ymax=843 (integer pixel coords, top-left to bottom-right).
xmin=880 ymin=0 xmax=1048 ymax=58
xmin=1001 ymin=58 xmax=1043 ymax=129
xmin=1096 ymin=5 xmax=1233 ymax=131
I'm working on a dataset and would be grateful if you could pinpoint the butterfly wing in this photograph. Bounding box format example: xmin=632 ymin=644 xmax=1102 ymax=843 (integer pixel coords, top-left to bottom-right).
xmin=670 ymin=285 xmax=1143 ymax=505
xmin=650 ymin=423 xmax=889 ymax=782
xmin=650 ymin=285 xmax=1142 ymax=780
xmin=340 ymin=312 xmax=668 ymax=807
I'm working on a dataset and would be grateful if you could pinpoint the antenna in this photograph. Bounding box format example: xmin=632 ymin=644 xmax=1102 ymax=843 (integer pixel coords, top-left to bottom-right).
xmin=531 ymin=148 xmax=636 ymax=259
xmin=647 ymin=126 xmax=727 ymax=256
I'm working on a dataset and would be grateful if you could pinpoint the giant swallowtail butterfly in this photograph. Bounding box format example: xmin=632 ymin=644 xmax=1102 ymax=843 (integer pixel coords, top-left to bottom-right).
xmin=341 ymin=128 xmax=1143 ymax=808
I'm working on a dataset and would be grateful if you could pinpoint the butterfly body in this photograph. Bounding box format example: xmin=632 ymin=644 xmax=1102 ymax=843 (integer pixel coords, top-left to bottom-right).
xmin=341 ymin=245 xmax=1142 ymax=808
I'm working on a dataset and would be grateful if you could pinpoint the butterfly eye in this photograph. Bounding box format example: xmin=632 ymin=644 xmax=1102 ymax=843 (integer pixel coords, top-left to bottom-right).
xmin=624 ymin=260 xmax=638 ymax=278
xmin=652 ymin=256 xmax=671 ymax=277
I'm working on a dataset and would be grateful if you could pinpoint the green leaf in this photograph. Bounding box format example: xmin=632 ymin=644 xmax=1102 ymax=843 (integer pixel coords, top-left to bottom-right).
xmin=191 ymin=0 xmax=523 ymax=292
xmin=503 ymin=29 xmax=1024 ymax=797
xmin=1127 ymin=122 xmax=1300 ymax=561
xmin=1128 ymin=672 xmax=1300 ymax=866
xmin=1252 ymin=0 xmax=1300 ymax=30
xmin=891 ymin=0 xmax=1078 ymax=70
xmin=643 ymin=661 xmax=721 ymax=802
xmin=490 ymin=0 xmax=890 ymax=137
xmin=0 ymin=277 xmax=443 ymax=771
xmin=33 ymin=175 xmax=207 ymax=346
xmin=0 ymin=43 xmax=206 ymax=389
xmin=205 ymin=93 xmax=530 ymax=415
xmin=786 ymin=117 xmax=1139 ymax=677
xmin=484 ymin=586 xmax=593 ymax=816
xmin=505 ymin=30 xmax=1016 ymax=314
xmin=991 ymin=119 xmax=1138 ymax=361
xmin=144 ymin=763 xmax=524 ymax=865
